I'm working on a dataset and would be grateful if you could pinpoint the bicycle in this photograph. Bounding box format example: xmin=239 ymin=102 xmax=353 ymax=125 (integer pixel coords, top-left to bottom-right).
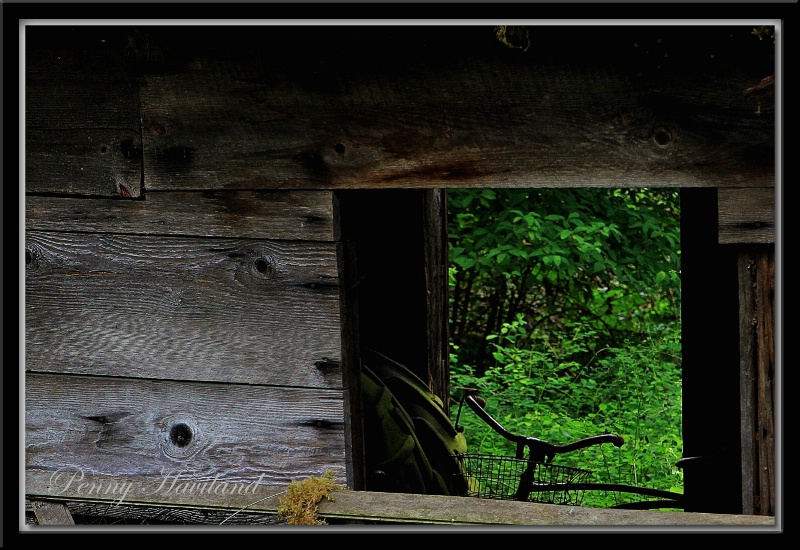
xmin=453 ymin=391 xmax=686 ymax=510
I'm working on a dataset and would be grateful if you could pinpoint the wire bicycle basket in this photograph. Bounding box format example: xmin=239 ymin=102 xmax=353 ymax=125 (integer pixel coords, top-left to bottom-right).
xmin=457 ymin=452 xmax=591 ymax=505
xmin=453 ymin=392 xmax=685 ymax=510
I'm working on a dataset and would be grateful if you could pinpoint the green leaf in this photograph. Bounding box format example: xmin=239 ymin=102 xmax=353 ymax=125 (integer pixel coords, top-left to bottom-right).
xmin=454 ymin=257 xmax=476 ymax=269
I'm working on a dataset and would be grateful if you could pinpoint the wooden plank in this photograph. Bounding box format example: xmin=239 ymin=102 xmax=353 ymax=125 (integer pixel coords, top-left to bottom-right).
xmin=135 ymin=26 xmax=774 ymax=191
xmin=316 ymin=491 xmax=777 ymax=527
xmin=738 ymin=250 xmax=774 ymax=515
xmin=755 ymin=251 xmax=776 ymax=516
xmin=33 ymin=500 xmax=281 ymax=525
xmin=739 ymin=254 xmax=757 ymax=515
xmin=334 ymin=199 xmax=365 ymax=492
xmin=25 ymin=26 xmax=141 ymax=197
xmin=26 ymin=129 xmax=143 ymax=198
xmin=25 ymin=373 xmax=347 ymax=493
xmin=25 ymin=191 xmax=336 ymax=241
xmin=719 ymin=188 xmax=775 ymax=244
xmin=25 ymin=231 xmax=342 ymax=387
xmin=22 ymin=482 xmax=776 ymax=527
xmin=30 ymin=500 xmax=75 ymax=525
xmin=25 ymin=472 xmax=290 ymax=519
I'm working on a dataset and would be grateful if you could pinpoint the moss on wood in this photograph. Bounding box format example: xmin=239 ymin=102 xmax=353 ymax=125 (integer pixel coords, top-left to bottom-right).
xmin=277 ymin=471 xmax=344 ymax=525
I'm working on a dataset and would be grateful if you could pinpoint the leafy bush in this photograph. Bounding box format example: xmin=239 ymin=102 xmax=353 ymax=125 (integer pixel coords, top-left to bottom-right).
xmin=448 ymin=188 xmax=680 ymax=373
xmin=448 ymin=188 xmax=683 ymax=508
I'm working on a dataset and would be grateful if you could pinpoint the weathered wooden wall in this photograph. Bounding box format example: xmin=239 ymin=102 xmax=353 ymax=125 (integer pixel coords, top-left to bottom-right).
xmin=25 ymin=190 xmax=348 ymax=486
xmin=24 ymin=23 xmax=777 ymax=521
xmin=25 ymin=197 xmax=340 ymax=384
xmin=26 ymin=26 xmax=775 ymax=196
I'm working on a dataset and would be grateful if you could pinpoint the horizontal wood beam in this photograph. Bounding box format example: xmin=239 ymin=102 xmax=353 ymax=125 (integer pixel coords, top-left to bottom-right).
xmin=23 ymin=480 xmax=776 ymax=527
xmin=26 ymin=191 xmax=337 ymax=241
xmin=316 ymin=490 xmax=776 ymax=527
xmin=138 ymin=33 xmax=775 ymax=191
xmin=25 ymin=25 xmax=775 ymax=195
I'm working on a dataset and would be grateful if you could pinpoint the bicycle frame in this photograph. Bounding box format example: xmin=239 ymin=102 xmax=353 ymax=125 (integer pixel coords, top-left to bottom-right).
xmin=456 ymin=393 xmax=686 ymax=510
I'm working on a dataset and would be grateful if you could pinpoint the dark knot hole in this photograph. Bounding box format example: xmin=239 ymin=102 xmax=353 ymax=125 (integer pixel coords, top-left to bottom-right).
xmin=170 ymin=423 xmax=193 ymax=447
xmin=653 ymin=128 xmax=672 ymax=146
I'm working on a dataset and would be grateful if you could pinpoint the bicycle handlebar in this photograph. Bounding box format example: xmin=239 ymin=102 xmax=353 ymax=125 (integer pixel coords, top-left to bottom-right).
xmin=464 ymin=394 xmax=625 ymax=462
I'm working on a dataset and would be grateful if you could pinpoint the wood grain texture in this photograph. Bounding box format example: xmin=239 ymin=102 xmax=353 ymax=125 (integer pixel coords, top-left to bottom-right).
xmin=423 ymin=189 xmax=450 ymax=411
xmin=26 ymin=26 xmax=142 ymax=197
xmin=26 ymin=373 xmax=347 ymax=491
xmin=22 ymin=481 xmax=777 ymax=527
xmin=28 ymin=499 xmax=282 ymax=525
xmin=30 ymin=500 xmax=75 ymax=525
xmin=25 ymin=231 xmax=342 ymax=387
xmin=135 ymin=26 xmax=774 ymax=191
xmin=26 ymin=128 xmax=143 ymax=198
xmin=719 ymin=188 xmax=776 ymax=244
xmin=335 ymin=199 xmax=365 ymax=492
xmin=741 ymin=250 xmax=777 ymax=517
xmin=316 ymin=491 xmax=776 ymax=527
xmin=739 ymin=255 xmax=757 ymax=515
xmin=24 ymin=26 xmax=776 ymax=196
xmin=755 ymin=251 xmax=775 ymax=517
xmin=25 ymin=190 xmax=336 ymax=241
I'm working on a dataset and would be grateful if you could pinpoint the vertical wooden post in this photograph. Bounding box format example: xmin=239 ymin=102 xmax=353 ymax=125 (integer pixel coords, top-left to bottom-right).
xmin=335 ymin=193 xmax=364 ymax=491
xmin=738 ymin=248 xmax=775 ymax=515
xmin=423 ymin=189 xmax=450 ymax=414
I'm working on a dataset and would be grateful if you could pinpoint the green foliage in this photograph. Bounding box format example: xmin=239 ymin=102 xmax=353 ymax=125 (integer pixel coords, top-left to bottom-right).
xmin=448 ymin=188 xmax=683 ymax=508
xmin=449 ymin=188 xmax=680 ymax=373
